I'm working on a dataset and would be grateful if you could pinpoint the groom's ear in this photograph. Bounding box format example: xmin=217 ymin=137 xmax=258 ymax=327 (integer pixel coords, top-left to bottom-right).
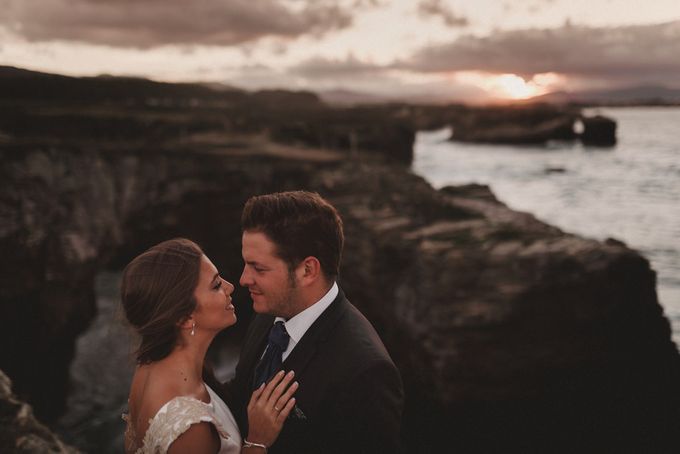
xmin=298 ymin=256 xmax=321 ymax=285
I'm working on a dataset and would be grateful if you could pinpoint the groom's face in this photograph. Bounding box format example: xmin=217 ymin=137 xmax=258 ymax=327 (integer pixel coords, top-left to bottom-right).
xmin=240 ymin=230 xmax=299 ymax=318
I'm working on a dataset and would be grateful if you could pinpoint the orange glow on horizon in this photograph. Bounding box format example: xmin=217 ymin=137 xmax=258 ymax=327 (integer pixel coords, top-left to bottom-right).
xmin=494 ymin=74 xmax=540 ymax=99
xmin=455 ymin=71 xmax=566 ymax=100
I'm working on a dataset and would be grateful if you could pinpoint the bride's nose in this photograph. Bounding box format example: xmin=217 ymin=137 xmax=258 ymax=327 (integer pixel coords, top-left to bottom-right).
xmin=223 ymin=279 xmax=235 ymax=295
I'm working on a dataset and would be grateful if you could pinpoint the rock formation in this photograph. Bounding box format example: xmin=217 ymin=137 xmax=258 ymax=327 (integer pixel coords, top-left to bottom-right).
xmin=0 ymin=369 xmax=80 ymax=453
xmin=1 ymin=67 xmax=678 ymax=452
xmin=580 ymin=114 xmax=618 ymax=146
xmin=451 ymin=112 xmax=578 ymax=144
xmin=400 ymin=103 xmax=618 ymax=146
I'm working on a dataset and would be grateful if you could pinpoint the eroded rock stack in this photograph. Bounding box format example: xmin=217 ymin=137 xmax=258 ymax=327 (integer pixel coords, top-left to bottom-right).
xmin=580 ymin=114 xmax=618 ymax=146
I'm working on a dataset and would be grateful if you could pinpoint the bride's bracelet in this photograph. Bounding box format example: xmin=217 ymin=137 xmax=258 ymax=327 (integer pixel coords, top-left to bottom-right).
xmin=243 ymin=439 xmax=268 ymax=452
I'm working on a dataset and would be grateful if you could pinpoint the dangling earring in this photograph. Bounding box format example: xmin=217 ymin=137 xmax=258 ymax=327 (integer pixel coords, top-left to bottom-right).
xmin=191 ymin=321 xmax=195 ymax=336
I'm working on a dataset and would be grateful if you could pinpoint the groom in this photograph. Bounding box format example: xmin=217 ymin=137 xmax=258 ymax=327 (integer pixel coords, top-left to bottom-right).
xmin=227 ymin=191 xmax=404 ymax=453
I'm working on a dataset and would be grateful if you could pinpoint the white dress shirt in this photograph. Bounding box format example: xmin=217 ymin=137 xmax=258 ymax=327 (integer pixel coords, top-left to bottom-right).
xmin=275 ymin=281 xmax=338 ymax=361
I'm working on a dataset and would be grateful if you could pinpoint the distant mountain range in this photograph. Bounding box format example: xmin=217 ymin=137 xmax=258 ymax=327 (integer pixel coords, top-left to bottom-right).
xmin=0 ymin=65 xmax=325 ymax=109
xmin=526 ymin=85 xmax=680 ymax=105
xmin=320 ymin=84 xmax=680 ymax=106
xmin=317 ymin=88 xmax=482 ymax=106
xmin=2 ymin=65 xmax=679 ymax=107
xmin=317 ymin=89 xmax=392 ymax=106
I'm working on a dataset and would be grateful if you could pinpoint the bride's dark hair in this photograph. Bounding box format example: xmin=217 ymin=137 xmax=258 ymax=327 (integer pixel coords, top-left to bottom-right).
xmin=121 ymin=238 xmax=203 ymax=364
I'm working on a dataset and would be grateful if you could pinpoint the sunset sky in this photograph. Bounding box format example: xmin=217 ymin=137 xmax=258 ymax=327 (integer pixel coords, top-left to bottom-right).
xmin=1 ymin=0 xmax=679 ymax=102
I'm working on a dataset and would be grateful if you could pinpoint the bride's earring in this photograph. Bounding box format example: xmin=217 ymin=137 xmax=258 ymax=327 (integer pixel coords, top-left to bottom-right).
xmin=191 ymin=321 xmax=195 ymax=336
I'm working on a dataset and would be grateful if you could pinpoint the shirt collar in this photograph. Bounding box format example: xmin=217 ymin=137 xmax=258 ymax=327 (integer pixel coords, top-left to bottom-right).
xmin=275 ymin=281 xmax=338 ymax=345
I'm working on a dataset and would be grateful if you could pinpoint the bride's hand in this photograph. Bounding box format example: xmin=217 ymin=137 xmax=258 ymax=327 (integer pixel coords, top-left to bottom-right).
xmin=246 ymin=370 xmax=298 ymax=448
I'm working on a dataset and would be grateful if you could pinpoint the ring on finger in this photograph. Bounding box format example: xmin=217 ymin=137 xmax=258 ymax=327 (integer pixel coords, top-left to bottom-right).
xmin=274 ymin=406 xmax=281 ymax=412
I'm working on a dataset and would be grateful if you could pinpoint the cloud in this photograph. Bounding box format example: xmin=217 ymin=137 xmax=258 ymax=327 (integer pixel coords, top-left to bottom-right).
xmin=0 ymin=0 xmax=359 ymax=48
xmin=417 ymin=0 xmax=468 ymax=27
xmin=284 ymin=55 xmax=403 ymax=95
xmin=289 ymin=55 xmax=388 ymax=79
xmin=399 ymin=20 xmax=680 ymax=86
xmin=268 ymin=55 xmax=491 ymax=102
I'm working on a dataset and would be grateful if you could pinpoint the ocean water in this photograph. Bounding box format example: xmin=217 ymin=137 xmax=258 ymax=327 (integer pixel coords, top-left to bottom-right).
xmin=55 ymin=272 xmax=132 ymax=453
xmin=412 ymin=107 xmax=680 ymax=345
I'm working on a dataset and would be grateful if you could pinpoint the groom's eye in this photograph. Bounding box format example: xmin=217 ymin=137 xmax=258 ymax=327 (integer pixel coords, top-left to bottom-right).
xmin=213 ymin=280 xmax=222 ymax=290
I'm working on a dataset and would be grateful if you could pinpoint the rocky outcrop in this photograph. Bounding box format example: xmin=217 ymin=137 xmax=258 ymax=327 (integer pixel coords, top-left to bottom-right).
xmin=0 ymin=369 xmax=80 ymax=453
xmin=580 ymin=114 xmax=617 ymax=146
xmin=4 ymin=140 xmax=679 ymax=452
xmin=328 ymin=178 xmax=680 ymax=452
xmin=1 ymin=68 xmax=678 ymax=452
xmin=452 ymin=113 xmax=577 ymax=144
xmin=0 ymin=65 xmax=415 ymax=164
xmin=0 ymin=136 xmax=339 ymax=420
xmin=399 ymin=103 xmax=618 ymax=147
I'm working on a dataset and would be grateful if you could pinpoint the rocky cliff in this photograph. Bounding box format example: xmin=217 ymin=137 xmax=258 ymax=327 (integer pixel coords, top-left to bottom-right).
xmin=1 ymin=68 xmax=678 ymax=452
xmin=0 ymin=369 xmax=79 ymax=453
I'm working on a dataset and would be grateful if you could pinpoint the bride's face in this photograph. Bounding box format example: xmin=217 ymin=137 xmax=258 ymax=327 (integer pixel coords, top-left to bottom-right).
xmin=191 ymin=255 xmax=236 ymax=333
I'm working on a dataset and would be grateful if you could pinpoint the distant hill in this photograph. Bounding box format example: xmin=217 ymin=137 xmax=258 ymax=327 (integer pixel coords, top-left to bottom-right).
xmin=318 ymin=89 xmax=393 ymax=106
xmin=0 ymin=65 xmax=248 ymax=105
xmin=0 ymin=66 xmax=332 ymax=111
xmin=318 ymin=88 xmax=485 ymax=106
xmin=0 ymin=66 xmax=61 ymax=79
xmin=528 ymin=84 xmax=680 ymax=105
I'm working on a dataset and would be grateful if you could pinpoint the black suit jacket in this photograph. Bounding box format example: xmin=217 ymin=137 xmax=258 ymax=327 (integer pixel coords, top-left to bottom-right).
xmin=225 ymin=288 xmax=404 ymax=453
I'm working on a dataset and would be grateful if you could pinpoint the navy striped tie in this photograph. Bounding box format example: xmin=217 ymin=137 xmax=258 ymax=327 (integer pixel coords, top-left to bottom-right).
xmin=253 ymin=321 xmax=290 ymax=389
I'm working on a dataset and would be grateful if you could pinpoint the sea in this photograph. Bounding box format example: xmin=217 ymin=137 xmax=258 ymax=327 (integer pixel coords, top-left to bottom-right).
xmin=412 ymin=106 xmax=680 ymax=346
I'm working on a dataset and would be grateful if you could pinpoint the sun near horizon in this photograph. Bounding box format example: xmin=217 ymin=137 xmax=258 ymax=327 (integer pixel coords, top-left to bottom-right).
xmin=457 ymin=71 xmax=566 ymax=101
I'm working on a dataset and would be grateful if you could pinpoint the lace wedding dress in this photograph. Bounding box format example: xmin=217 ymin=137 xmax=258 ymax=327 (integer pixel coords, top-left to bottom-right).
xmin=123 ymin=384 xmax=242 ymax=453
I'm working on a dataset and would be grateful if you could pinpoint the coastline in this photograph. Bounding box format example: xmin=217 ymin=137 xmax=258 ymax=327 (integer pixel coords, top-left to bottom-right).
xmin=413 ymin=106 xmax=680 ymax=346
xmin=2 ymin=69 xmax=679 ymax=452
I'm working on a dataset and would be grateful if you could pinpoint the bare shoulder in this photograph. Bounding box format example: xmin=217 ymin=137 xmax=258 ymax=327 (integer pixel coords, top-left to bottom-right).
xmin=167 ymin=421 xmax=220 ymax=454
xmin=128 ymin=364 xmax=207 ymax=437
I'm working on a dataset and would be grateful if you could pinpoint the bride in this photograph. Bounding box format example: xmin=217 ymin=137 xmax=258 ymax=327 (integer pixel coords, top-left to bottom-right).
xmin=121 ymin=238 xmax=297 ymax=453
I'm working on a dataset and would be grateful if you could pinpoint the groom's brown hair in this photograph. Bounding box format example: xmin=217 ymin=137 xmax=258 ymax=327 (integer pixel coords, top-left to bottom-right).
xmin=241 ymin=191 xmax=344 ymax=281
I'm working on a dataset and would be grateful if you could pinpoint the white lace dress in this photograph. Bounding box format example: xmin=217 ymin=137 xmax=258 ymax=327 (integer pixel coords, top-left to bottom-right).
xmin=123 ymin=385 xmax=242 ymax=453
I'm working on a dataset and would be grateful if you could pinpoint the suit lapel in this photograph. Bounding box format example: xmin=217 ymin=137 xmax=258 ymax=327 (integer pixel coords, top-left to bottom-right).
xmin=282 ymin=289 xmax=348 ymax=377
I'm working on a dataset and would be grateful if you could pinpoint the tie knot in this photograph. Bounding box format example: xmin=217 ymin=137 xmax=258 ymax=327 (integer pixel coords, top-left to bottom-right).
xmin=268 ymin=321 xmax=290 ymax=350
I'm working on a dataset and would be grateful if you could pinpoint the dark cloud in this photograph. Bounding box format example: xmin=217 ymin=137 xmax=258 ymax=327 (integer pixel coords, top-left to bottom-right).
xmin=399 ymin=21 xmax=680 ymax=85
xmin=0 ymin=0 xmax=358 ymax=48
xmin=417 ymin=0 xmax=468 ymax=27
